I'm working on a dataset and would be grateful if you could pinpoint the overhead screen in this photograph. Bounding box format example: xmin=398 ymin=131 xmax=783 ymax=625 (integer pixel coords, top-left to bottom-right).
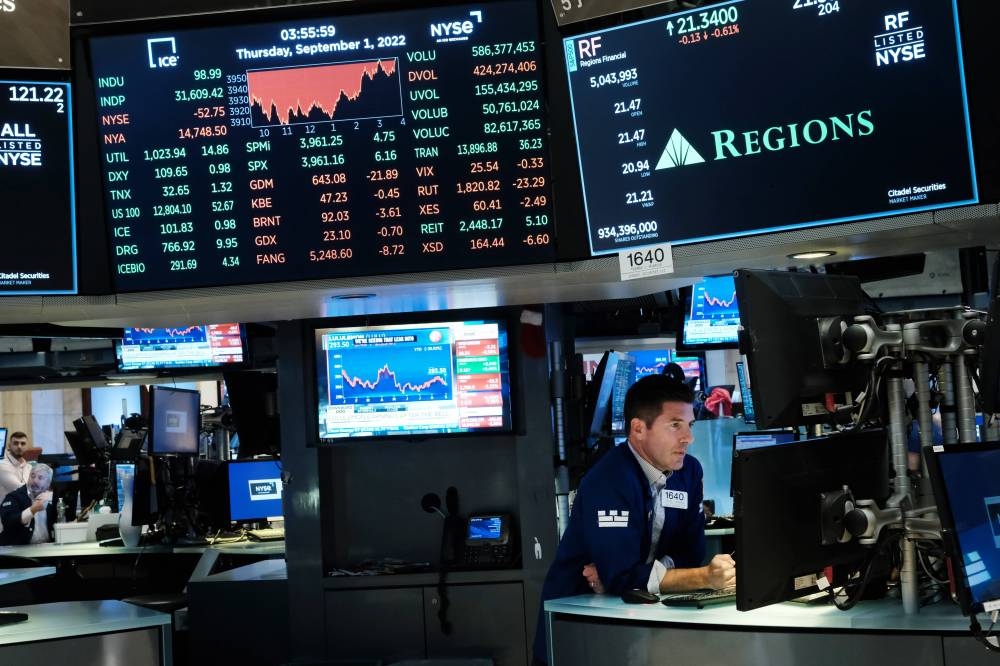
xmin=117 ymin=323 xmax=245 ymax=371
xmin=562 ymin=0 xmax=978 ymax=255
xmin=314 ymin=319 xmax=512 ymax=441
xmin=0 ymin=78 xmax=77 ymax=293
xmin=83 ymin=0 xmax=554 ymax=292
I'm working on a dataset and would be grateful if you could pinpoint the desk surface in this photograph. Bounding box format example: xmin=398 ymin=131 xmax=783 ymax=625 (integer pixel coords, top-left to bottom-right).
xmin=545 ymin=594 xmax=975 ymax=633
xmin=0 ymin=540 xmax=284 ymax=558
xmin=0 ymin=567 xmax=56 ymax=586
xmin=199 ymin=558 xmax=287 ymax=583
xmin=0 ymin=600 xmax=170 ymax=645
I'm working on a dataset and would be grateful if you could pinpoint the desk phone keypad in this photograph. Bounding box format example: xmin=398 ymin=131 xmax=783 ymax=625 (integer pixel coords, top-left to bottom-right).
xmin=462 ymin=543 xmax=512 ymax=567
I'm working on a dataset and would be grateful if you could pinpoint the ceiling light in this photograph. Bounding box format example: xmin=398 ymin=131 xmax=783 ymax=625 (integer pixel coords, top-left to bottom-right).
xmin=331 ymin=293 xmax=376 ymax=301
xmin=104 ymin=381 xmax=127 ymax=387
xmin=788 ymin=250 xmax=836 ymax=260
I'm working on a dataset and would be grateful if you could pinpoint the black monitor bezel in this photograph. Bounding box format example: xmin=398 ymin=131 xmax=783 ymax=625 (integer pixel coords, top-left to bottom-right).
xmin=147 ymin=385 xmax=201 ymax=456
xmin=923 ymin=441 xmax=1000 ymax=616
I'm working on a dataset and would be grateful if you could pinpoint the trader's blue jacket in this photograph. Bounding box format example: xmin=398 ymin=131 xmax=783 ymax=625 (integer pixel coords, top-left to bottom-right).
xmin=533 ymin=442 xmax=705 ymax=662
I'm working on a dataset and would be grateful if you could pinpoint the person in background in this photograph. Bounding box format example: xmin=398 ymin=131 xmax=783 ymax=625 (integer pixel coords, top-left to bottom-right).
xmin=0 ymin=463 xmax=55 ymax=545
xmin=532 ymin=371 xmax=735 ymax=664
xmin=0 ymin=432 xmax=33 ymax=503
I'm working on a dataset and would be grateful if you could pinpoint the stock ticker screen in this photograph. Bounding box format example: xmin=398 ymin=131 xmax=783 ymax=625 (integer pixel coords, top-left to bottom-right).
xmin=0 ymin=79 xmax=77 ymax=294
xmin=85 ymin=0 xmax=554 ymax=291
xmin=563 ymin=0 xmax=978 ymax=255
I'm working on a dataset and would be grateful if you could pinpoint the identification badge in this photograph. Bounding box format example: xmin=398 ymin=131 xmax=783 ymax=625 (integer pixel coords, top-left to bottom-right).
xmin=661 ymin=489 xmax=688 ymax=510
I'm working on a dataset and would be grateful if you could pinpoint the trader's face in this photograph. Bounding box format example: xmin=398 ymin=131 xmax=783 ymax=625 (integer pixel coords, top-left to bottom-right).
xmin=27 ymin=468 xmax=52 ymax=495
xmin=7 ymin=436 xmax=29 ymax=460
xmin=630 ymin=401 xmax=696 ymax=472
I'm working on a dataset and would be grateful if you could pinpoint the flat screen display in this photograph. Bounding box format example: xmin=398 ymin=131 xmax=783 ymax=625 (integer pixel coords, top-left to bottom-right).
xmin=117 ymin=323 xmax=245 ymax=371
xmin=0 ymin=78 xmax=77 ymax=293
xmin=562 ymin=0 xmax=977 ymax=255
xmin=315 ymin=319 xmax=512 ymax=441
xmin=467 ymin=515 xmax=502 ymax=540
xmin=149 ymin=385 xmax=200 ymax=455
xmin=630 ymin=349 xmax=670 ymax=379
xmin=927 ymin=443 xmax=1000 ymax=614
xmin=673 ymin=355 xmax=702 ymax=392
xmin=228 ymin=458 xmax=283 ymax=522
xmin=733 ymin=431 xmax=797 ymax=452
xmin=83 ymin=0 xmax=554 ymax=292
xmin=682 ymin=275 xmax=740 ymax=348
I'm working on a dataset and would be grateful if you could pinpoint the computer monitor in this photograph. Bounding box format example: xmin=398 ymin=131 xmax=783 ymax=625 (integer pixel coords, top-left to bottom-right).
xmin=223 ymin=370 xmax=280 ymax=459
xmin=226 ymin=458 xmax=283 ymax=524
xmin=735 ymin=361 xmax=754 ymax=425
xmin=672 ymin=355 xmax=703 ymax=393
xmin=583 ymin=351 xmax=634 ymax=448
xmin=314 ymin=318 xmax=513 ymax=442
xmin=734 ymin=268 xmax=874 ymax=429
xmin=679 ymin=275 xmax=741 ymax=350
xmin=148 ymin=386 xmax=200 ymax=456
xmin=109 ymin=428 xmax=147 ymax=462
xmin=67 ymin=417 xmax=108 ymax=466
xmin=630 ymin=349 xmax=671 ymax=379
xmin=0 ymin=428 xmax=7 ymax=458
xmin=733 ymin=428 xmax=890 ymax=611
xmin=925 ymin=442 xmax=1000 ymax=616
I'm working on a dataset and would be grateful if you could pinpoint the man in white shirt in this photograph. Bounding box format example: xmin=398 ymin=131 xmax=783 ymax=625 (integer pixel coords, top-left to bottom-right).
xmin=0 ymin=463 xmax=54 ymax=545
xmin=0 ymin=431 xmax=32 ymax=500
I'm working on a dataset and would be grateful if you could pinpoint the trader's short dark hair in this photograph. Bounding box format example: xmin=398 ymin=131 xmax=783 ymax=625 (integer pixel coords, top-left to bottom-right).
xmin=9 ymin=431 xmax=27 ymax=441
xmin=624 ymin=373 xmax=695 ymax=429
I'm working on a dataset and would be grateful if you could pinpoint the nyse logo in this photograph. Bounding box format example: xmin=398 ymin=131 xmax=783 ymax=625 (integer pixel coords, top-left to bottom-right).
xmin=248 ymin=478 xmax=282 ymax=501
xmin=147 ymin=37 xmax=179 ymax=69
xmin=874 ymin=11 xmax=925 ymax=67
xmin=430 ymin=10 xmax=482 ymax=43
xmin=0 ymin=1 xmax=14 ymax=13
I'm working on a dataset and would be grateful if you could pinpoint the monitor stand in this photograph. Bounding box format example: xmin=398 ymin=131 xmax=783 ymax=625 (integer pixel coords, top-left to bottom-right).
xmin=0 ymin=610 xmax=28 ymax=626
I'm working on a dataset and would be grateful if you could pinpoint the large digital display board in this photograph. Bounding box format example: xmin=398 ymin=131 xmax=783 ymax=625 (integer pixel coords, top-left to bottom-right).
xmin=84 ymin=0 xmax=554 ymax=291
xmin=0 ymin=79 xmax=77 ymax=293
xmin=563 ymin=0 xmax=977 ymax=255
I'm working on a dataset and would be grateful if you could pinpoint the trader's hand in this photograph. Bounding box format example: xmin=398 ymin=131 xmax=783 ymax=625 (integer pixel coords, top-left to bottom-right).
xmin=29 ymin=497 xmax=48 ymax=515
xmin=583 ymin=562 xmax=606 ymax=595
xmin=705 ymin=553 xmax=736 ymax=590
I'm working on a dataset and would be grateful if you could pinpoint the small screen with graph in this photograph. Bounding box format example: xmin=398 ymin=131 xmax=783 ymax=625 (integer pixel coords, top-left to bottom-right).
xmin=82 ymin=0 xmax=554 ymax=292
xmin=682 ymin=275 xmax=740 ymax=348
xmin=314 ymin=319 xmax=512 ymax=441
xmin=117 ymin=323 xmax=245 ymax=371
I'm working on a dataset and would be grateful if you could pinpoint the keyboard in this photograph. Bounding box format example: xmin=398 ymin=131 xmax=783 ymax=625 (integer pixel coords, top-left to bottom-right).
xmin=247 ymin=527 xmax=285 ymax=542
xmin=660 ymin=588 xmax=736 ymax=608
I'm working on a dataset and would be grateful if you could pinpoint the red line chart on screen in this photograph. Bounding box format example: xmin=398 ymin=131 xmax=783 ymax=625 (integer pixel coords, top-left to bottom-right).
xmin=247 ymin=58 xmax=402 ymax=127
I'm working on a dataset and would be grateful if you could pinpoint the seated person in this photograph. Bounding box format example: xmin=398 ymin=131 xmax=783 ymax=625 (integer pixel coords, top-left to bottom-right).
xmin=0 ymin=463 xmax=55 ymax=545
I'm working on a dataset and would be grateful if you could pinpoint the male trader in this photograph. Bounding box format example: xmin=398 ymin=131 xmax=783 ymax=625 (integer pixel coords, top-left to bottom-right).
xmin=533 ymin=372 xmax=736 ymax=663
xmin=0 ymin=463 xmax=55 ymax=545
xmin=0 ymin=431 xmax=33 ymax=500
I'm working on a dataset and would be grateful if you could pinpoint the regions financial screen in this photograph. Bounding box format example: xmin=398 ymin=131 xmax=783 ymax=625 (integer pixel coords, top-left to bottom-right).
xmin=86 ymin=0 xmax=554 ymax=291
xmin=563 ymin=0 xmax=977 ymax=254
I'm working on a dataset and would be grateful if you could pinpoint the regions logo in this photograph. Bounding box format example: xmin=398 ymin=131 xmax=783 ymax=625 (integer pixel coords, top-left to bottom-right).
xmin=655 ymin=129 xmax=705 ymax=170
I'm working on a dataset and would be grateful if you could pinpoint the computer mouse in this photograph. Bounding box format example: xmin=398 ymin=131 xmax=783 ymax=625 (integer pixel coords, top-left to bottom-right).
xmin=620 ymin=588 xmax=660 ymax=604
